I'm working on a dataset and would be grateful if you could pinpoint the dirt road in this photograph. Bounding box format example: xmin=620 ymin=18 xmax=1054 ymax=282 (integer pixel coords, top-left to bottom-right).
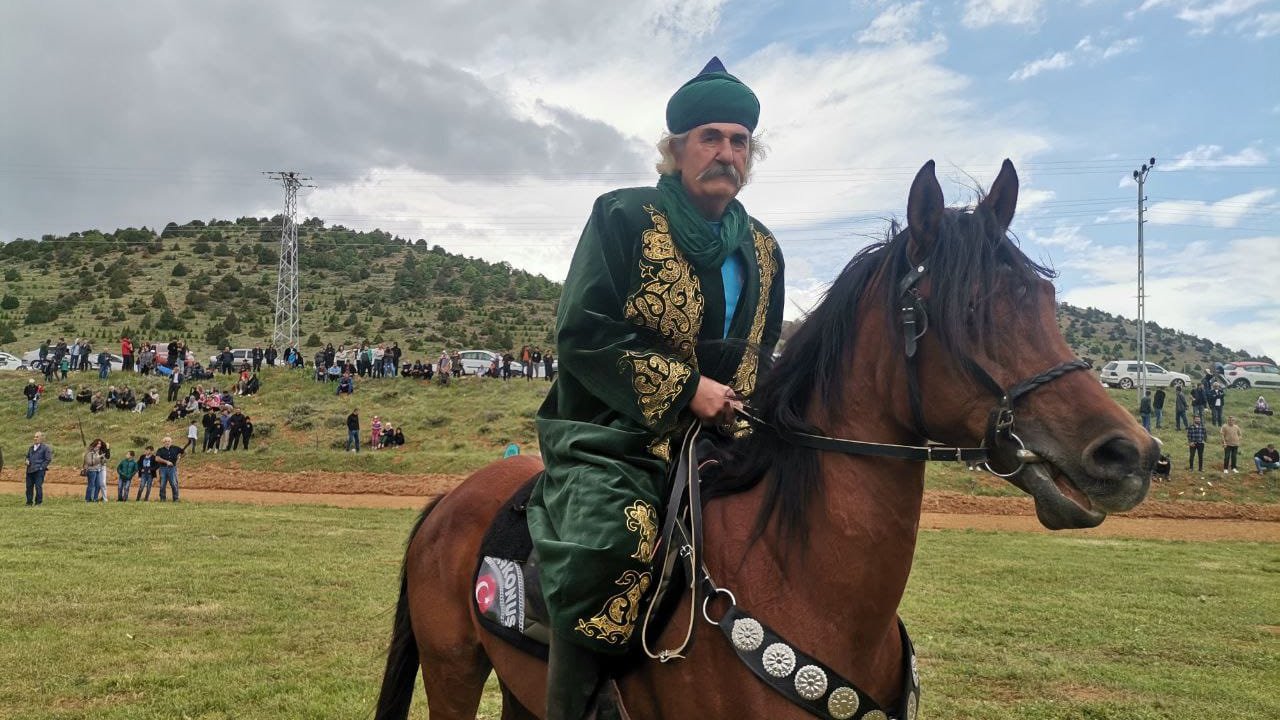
xmin=5 ymin=468 xmax=1278 ymax=542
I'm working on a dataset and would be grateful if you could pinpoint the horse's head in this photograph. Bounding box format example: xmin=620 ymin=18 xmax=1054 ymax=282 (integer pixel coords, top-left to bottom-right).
xmin=900 ymin=159 xmax=1155 ymax=528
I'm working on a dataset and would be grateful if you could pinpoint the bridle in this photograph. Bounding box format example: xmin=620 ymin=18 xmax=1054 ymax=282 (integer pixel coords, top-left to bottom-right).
xmin=744 ymin=255 xmax=1090 ymax=477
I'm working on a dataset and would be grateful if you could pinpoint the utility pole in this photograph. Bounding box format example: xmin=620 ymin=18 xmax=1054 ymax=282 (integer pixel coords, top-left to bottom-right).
xmin=263 ymin=171 xmax=314 ymax=352
xmin=1132 ymin=157 xmax=1155 ymax=397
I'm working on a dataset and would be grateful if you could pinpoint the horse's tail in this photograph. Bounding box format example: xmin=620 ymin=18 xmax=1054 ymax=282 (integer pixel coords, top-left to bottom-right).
xmin=374 ymin=496 xmax=442 ymax=720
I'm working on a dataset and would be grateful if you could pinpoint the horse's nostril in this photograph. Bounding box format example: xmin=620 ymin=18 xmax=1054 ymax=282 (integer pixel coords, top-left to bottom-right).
xmin=1088 ymin=435 xmax=1141 ymax=476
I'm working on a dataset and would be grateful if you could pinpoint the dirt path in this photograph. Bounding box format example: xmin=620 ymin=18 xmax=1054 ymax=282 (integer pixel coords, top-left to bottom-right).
xmin=6 ymin=469 xmax=1278 ymax=542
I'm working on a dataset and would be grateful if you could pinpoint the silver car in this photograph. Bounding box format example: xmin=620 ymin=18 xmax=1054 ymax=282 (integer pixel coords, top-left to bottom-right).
xmin=1099 ymin=360 xmax=1190 ymax=389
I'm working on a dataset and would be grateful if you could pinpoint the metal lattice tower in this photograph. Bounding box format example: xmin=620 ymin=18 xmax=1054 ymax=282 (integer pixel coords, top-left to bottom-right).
xmin=1131 ymin=157 xmax=1155 ymax=396
xmin=263 ymin=171 xmax=313 ymax=351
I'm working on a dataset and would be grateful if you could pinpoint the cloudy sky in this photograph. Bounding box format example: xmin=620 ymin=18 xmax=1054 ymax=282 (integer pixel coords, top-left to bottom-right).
xmin=2 ymin=0 xmax=1277 ymax=356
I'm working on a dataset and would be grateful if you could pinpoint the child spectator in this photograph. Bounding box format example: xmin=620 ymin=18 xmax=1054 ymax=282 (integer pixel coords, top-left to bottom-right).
xmin=185 ymin=420 xmax=199 ymax=453
xmin=116 ymin=451 xmax=139 ymax=501
xmin=371 ymin=415 xmax=383 ymax=450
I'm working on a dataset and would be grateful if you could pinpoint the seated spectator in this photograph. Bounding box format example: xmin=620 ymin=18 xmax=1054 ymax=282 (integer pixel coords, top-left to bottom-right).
xmin=336 ymin=373 xmax=355 ymax=396
xmin=424 ymin=363 xmax=434 ymax=381
xmin=58 ymin=386 xmax=74 ymax=402
xmin=327 ymin=364 xmax=341 ymax=382
xmin=183 ymin=394 xmax=200 ymax=416
xmin=143 ymin=388 xmax=160 ymax=407
xmin=391 ymin=426 xmax=405 ymax=447
xmin=166 ymin=402 xmax=184 ymax=422
xmin=204 ymin=393 xmax=222 ymax=410
xmin=76 ymin=386 xmax=93 ymax=403
xmin=242 ymin=374 xmax=261 ymax=396
xmin=117 ymin=387 xmax=136 ymax=411
xmin=107 ymin=386 xmax=119 ymax=406
xmin=220 ymin=390 xmax=234 ymax=406
xmin=90 ymin=392 xmax=107 ymax=413
xmin=1255 ymin=396 xmax=1273 ymax=416
xmin=1152 ymin=454 xmax=1171 ymax=481
xmin=1256 ymin=444 xmax=1280 ymax=473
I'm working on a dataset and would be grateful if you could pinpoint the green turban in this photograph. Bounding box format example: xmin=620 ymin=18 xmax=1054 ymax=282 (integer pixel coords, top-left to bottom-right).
xmin=665 ymin=56 xmax=759 ymax=134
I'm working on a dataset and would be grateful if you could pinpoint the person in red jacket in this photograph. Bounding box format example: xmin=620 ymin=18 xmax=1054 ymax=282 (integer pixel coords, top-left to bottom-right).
xmin=121 ymin=336 xmax=135 ymax=373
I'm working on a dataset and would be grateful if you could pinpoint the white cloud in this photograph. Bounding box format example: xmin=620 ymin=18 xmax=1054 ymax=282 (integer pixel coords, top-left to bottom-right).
xmin=1010 ymin=34 xmax=1141 ymax=80
xmin=962 ymin=0 xmax=1045 ymax=28
xmin=1146 ymin=188 xmax=1277 ymax=227
xmin=857 ymin=2 xmax=924 ymax=44
xmin=1132 ymin=0 xmax=1268 ymax=34
xmin=1164 ymin=144 xmax=1270 ymax=169
xmin=1252 ymin=11 xmax=1280 ymax=37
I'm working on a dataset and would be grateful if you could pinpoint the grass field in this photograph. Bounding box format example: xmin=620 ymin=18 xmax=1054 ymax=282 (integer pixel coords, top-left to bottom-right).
xmin=5 ymin=371 xmax=1279 ymax=504
xmin=1 ymin=499 xmax=1275 ymax=719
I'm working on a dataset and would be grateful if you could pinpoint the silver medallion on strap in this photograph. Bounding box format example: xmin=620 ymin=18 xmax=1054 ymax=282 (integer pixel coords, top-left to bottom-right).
xmin=731 ymin=617 xmax=764 ymax=652
xmin=761 ymin=642 xmax=796 ymax=678
xmin=826 ymin=687 xmax=859 ymax=719
xmin=793 ymin=665 xmax=827 ymax=701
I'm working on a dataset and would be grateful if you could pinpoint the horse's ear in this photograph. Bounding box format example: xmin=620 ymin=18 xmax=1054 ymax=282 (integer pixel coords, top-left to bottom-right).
xmin=907 ymin=160 xmax=944 ymax=263
xmin=980 ymin=158 xmax=1019 ymax=230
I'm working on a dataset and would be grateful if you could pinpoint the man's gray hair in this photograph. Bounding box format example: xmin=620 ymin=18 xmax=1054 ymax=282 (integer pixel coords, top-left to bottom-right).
xmin=655 ymin=130 xmax=768 ymax=182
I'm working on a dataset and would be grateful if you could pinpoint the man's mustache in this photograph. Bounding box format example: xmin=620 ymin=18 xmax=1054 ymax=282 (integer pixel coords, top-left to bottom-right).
xmin=697 ymin=162 xmax=742 ymax=185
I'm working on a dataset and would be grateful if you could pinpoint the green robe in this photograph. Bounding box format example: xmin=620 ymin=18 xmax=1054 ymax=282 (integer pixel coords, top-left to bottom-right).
xmin=528 ymin=185 xmax=784 ymax=652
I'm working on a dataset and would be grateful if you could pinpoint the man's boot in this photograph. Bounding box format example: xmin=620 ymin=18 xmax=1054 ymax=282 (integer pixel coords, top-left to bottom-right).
xmin=546 ymin=633 xmax=600 ymax=720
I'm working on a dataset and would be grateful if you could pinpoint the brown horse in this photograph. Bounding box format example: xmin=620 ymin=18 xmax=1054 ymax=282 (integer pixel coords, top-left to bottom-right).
xmin=375 ymin=160 xmax=1155 ymax=719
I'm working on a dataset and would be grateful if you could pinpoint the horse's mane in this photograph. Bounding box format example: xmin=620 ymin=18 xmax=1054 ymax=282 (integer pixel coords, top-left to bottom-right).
xmin=710 ymin=203 xmax=1055 ymax=549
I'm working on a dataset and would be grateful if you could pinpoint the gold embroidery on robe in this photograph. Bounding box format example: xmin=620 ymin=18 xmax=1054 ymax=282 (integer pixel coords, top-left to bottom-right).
xmin=619 ymin=352 xmax=693 ymax=428
xmin=623 ymin=205 xmax=704 ymax=363
xmin=624 ymin=500 xmax=659 ymax=562
xmin=731 ymin=228 xmax=778 ymax=396
xmin=574 ymin=570 xmax=652 ymax=645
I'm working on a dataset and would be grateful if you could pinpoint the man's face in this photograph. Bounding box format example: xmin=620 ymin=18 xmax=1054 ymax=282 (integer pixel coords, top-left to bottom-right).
xmin=675 ymin=122 xmax=751 ymax=210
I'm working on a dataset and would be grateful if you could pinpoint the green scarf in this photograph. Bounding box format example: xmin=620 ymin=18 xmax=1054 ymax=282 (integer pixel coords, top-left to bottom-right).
xmin=657 ymin=173 xmax=750 ymax=272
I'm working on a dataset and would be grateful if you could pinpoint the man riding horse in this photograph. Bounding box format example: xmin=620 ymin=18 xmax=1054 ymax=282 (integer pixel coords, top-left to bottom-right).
xmin=528 ymin=57 xmax=786 ymax=719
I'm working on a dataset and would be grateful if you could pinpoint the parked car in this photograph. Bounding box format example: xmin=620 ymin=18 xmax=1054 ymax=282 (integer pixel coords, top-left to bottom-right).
xmin=0 ymin=350 xmax=28 ymax=371
xmin=1099 ymin=360 xmax=1190 ymax=389
xmin=1222 ymin=361 xmax=1280 ymax=390
xmin=457 ymin=349 xmax=523 ymax=376
xmin=208 ymin=348 xmax=255 ymax=371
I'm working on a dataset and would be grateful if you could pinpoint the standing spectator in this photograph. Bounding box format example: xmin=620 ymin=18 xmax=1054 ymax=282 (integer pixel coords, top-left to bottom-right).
xmin=1254 ymin=444 xmax=1280 ymax=474
xmin=83 ymin=438 xmax=109 ymax=503
xmin=520 ymin=345 xmax=531 ymax=379
xmin=265 ymin=344 xmax=278 ymax=367
xmin=167 ymin=366 xmax=184 ymax=402
xmin=97 ymin=349 xmax=112 ymax=380
xmin=382 ymin=350 xmax=396 ymax=378
xmin=136 ymin=447 xmax=156 ymax=501
xmin=1191 ymin=383 xmax=1207 ymax=423
xmin=502 ymin=352 xmax=513 ymax=381
xmin=116 ymin=451 xmax=139 ymax=501
xmin=437 ymin=351 xmax=452 ymax=385
xmin=219 ymin=408 xmax=233 ymax=451
xmin=1209 ymin=382 xmax=1226 ymax=427
xmin=69 ymin=339 xmax=82 ymax=373
xmin=451 ymin=350 xmax=462 ymax=378
xmin=227 ymin=410 xmax=246 ymax=450
xmin=58 ymin=354 xmax=70 ymax=380
xmin=155 ymin=436 xmax=183 ymax=501
xmin=530 ymin=347 xmax=542 ymax=380
xmin=184 ymin=420 xmax=199 ymax=453
xmin=346 ymin=408 xmax=361 ymax=452
xmin=1221 ymin=416 xmax=1242 ymax=474
xmin=544 ymin=351 xmax=555 ymax=381
xmin=390 ymin=343 xmax=402 ymax=377
xmin=202 ymin=408 xmax=219 ymax=452
xmin=23 ymin=378 xmax=42 ymax=419
xmin=24 ymin=431 xmax=52 ymax=506
xmin=1152 ymin=387 xmax=1166 ymax=429
xmin=121 ymin=336 xmax=134 ymax=372
xmin=241 ymin=415 xmax=254 ymax=450
xmin=79 ymin=340 xmax=92 ymax=372
xmin=371 ymin=415 xmax=383 ymax=450
xmin=1138 ymin=390 xmax=1152 ymax=432
xmin=1187 ymin=416 xmax=1206 ymax=472
xmin=1174 ymin=386 xmax=1188 ymax=430
xmin=252 ymin=345 xmax=263 ymax=372
xmin=167 ymin=339 xmax=179 ymax=369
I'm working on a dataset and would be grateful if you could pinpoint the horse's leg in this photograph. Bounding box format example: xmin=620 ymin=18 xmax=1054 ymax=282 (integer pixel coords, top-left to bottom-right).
xmin=407 ymin=456 xmax=546 ymax=719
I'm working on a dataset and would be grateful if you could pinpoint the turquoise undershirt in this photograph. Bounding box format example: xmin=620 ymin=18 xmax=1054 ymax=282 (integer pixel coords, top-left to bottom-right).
xmin=708 ymin=221 xmax=744 ymax=338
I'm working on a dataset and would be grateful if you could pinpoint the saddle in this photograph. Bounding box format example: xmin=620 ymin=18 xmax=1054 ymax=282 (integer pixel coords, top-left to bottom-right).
xmin=472 ymin=426 xmax=718 ymax=662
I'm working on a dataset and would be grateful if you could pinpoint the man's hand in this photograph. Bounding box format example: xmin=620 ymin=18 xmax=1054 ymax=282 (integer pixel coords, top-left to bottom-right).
xmin=689 ymin=376 xmax=741 ymax=425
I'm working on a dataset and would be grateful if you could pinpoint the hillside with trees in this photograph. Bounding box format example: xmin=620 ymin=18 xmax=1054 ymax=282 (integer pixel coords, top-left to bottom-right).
xmin=0 ymin=217 xmax=560 ymax=360
xmin=1 ymin=219 xmax=1268 ymax=374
